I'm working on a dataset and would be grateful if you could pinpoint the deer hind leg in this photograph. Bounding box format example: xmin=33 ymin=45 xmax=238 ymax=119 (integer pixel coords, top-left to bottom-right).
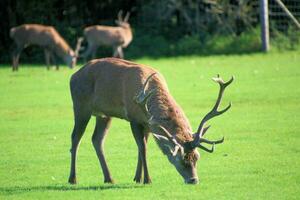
xmin=68 ymin=108 xmax=91 ymax=184
xmin=130 ymin=122 xmax=151 ymax=184
xmin=44 ymin=49 xmax=51 ymax=70
xmin=92 ymin=116 xmax=114 ymax=183
xmin=12 ymin=45 xmax=23 ymax=71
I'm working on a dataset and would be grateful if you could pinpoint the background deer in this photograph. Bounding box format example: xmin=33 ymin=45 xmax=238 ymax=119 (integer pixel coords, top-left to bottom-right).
xmin=82 ymin=11 xmax=132 ymax=60
xmin=10 ymin=24 xmax=82 ymax=71
xmin=68 ymin=58 xmax=233 ymax=184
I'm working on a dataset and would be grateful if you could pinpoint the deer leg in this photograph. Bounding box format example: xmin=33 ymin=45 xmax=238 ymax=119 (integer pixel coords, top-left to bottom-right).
xmin=44 ymin=49 xmax=51 ymax=70
xmin=117 ymin=47 xmax=124 ymax=59
xmin=12 ymin=46 xmax=23 ymax=71
xmin=113 ymin=46 xmax=118 ymax=58
xmin=49 ymin=52 xmax=59 ymax=70
xmin=130 ymin=122 xmax=151 ymax=184
xmin=134 ymin=151 xmax=143 ymax=183
xmin=12 ymin=54 xmax=16 ymax=71
xmin=68 ymin=109 xmax=91 ymax=184
xmin=112 ymin=46 xmax=124 ymax=59
xmin=92 ymin=116 xmax=114 ymax=183
xmin=83 ymin=43 xmax=97 ymax=62
xmin=133 ymin=131 xmax=150 ymax=183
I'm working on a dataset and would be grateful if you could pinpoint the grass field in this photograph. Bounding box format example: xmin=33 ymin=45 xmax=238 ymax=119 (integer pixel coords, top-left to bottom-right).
xmin=0 ymin=51 xmax=299 ymax=199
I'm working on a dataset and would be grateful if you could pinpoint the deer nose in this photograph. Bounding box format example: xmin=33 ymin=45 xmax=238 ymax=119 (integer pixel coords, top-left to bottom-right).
xmin=185 ymin=177 xmax=199 ymax=184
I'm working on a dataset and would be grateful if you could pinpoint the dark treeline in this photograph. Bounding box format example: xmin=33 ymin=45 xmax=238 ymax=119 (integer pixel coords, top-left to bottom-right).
xmin=1 ymin=0 xmax=262 ymax=63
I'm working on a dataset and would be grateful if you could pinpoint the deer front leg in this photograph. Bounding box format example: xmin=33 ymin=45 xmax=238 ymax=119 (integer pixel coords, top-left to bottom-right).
xmin=49 ymin=53 xmax=59 ymax=70
xmin=134 ymin=151 xmax=142 ymax=183
xmin=130 ymin=122 xmax=151 ymax=184
xmin=113 ymin=46 xmax=124 ymax=59
xmin=117 ymin=47 xmax=124 ymax=59
xmin=82 ymin=43 xmax=97 ymax=62
xmin=92 ymin=116 xmax=114 ymax=183
xmin=133 ymin=131 xmax=150 ymax=183
xmin=68 ymin=109 xmax=91 ymax=184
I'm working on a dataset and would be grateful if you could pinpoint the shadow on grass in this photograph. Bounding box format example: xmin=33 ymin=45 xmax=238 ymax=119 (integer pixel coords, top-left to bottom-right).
xmin=0 ymin=184 xmax=143 ymax=195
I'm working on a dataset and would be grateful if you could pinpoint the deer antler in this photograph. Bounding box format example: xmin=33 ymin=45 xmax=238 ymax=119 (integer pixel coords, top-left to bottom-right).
xmin=117 ymin=10 xmax=123 ymax=21
xmin=124 ymin=12 xmax=130 ymax=22
xmin=133 ymin=73 xmax=184 ymax=156
xmin=74 ymin=37 xmax=84 ymax=58
xmin=133 ymin=73 xmax=157 ymax=117
xmin=189 ymin=75 xmax=234 ymax=152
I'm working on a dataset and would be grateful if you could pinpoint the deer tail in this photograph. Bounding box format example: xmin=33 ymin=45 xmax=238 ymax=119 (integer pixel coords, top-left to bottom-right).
xmin=9 ymin=27 xmax=16 ymax=38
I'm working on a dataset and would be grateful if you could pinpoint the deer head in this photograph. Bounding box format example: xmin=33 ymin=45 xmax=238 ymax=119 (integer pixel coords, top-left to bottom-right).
xmin=134 ymin=73 xmax=234 ymax=184
xmin=65 ymin=37 xmax=83 ymax=69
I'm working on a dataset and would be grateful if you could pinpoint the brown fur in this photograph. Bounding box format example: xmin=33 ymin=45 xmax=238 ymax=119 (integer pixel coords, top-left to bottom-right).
xmin=68 ymin=58 xmax=199 ymax=184
xmin=10 ymin=24 xmax=76 ymax=70
xmin=82 ymin=14 xmax=132 ymax=60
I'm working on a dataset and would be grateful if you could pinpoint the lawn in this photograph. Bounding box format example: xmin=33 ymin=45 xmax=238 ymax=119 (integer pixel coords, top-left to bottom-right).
xmin=0 ymin=51 xmax=299 ymax=199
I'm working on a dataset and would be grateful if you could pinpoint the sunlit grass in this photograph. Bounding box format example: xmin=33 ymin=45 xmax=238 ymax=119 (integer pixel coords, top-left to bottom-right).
xmin=0 ymin=51 xmax=299 ymax=199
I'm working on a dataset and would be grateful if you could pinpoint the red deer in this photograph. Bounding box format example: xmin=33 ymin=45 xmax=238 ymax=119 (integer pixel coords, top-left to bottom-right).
xmin=10 ymin=24 xmax=83 ymax=71
xmin=82 ymin=11 xmax=132 ymax=60
xmin=68 ymin=58 xmax=233 ymax=184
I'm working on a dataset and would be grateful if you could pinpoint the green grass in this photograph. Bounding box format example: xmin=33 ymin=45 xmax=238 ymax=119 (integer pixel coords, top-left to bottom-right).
xmin=0 ymin=51 xmax=300 ymax=199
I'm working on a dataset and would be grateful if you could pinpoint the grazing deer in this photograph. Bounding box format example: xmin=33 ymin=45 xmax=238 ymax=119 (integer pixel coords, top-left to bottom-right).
xmin=82 ymin=11 xmax=132 ymax=60
xmin=10 ymin=24 xmax=83 ymax=71
xmin=68 ymin=58 xmax=233 ymax=184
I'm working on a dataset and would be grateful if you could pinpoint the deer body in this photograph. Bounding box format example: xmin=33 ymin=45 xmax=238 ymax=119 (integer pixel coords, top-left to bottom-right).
xmin=10 ymin=24 xmax=80 ymax=71
xmin=82 ymin=12 xmax=132 ymax=60
xmin=71 ymin=58 xmax=181 ymax=123
xmin=69 ymin=58 xmax=233 ymax=184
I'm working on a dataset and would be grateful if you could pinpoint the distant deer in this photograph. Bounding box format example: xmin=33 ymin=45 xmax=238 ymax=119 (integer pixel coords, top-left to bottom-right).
xmin=10 ymin=24 xmax=83 ymax=71
xmin=82 ymin=11 xmax=132 ymax=60
xmin=68 ymin=58 xmax=233 ymax=184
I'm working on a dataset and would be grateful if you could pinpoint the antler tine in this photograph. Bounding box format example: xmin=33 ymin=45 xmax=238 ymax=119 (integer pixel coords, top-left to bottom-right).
xmin=201 ymin=125 xmax=211 ymax=136
xmin=117 ymin=10 xmax=123 ymax=21
xmin=191 ymin=75 xmax=234 ymax=149
xmin=124 ymin=12 xmax=130 ymax=22
xmin=212 ymin=74 xmax=234 ymax=88
xmin=74 ymin=37 xmax=84 ymax=57
xmin=199 ymin=137 xmax=224 ymax=145
xmin=133 ymin=73 xmax=157 ymax=116
xmin=198 ymin=144 xmax=215 ymax=153
xmin=156 ymin=124 xmax=184 ymax=156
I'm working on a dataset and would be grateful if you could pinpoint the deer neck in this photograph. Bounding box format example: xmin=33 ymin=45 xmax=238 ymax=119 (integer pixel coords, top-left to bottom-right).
xmin=148 ymin=89 xmax=194 ymax=144
xmin=121 ymin=26 xmax=132 ymax=47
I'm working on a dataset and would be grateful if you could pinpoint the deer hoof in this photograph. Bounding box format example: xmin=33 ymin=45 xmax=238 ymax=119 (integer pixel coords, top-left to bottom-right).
xmin=143 ymin=178 xmax=152 ymax=184
xmin=134 ymin=177 xmax=142 ymax=183
xmin=68 ymin=177 xmax=77 ymax=185
xmin=104 ymin=178 xmax=114 ymax=184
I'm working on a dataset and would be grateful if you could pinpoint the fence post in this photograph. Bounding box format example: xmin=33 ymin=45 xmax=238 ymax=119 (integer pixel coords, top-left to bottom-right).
xmin=260 ymin=0 xmax=270 ymax=52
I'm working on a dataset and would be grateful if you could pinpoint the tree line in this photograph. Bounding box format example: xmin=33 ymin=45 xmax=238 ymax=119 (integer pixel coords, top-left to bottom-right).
xmin=1 ymin=0 xmax=260 ymax=63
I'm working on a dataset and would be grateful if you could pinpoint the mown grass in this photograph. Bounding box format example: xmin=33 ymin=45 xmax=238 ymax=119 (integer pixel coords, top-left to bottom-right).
xmin=0 ymin=51 xmax=299 ymax=199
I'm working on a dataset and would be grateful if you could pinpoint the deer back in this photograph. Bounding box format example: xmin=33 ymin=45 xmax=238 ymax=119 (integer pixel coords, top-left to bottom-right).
xmin=71 ymin=58 xmax=171 ymax=123
xmin=84 ymin=25 xmax=132 ymax=47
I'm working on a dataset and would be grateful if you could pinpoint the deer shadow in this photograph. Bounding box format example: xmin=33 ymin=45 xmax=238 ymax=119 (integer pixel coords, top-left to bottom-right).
xmin=0 ymin=183 xmax=143 ymax=195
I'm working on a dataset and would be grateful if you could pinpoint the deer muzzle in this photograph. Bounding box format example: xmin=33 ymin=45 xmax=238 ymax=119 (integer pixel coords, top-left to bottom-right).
xmin=185 ymin=177 xmax=199 ymax=184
